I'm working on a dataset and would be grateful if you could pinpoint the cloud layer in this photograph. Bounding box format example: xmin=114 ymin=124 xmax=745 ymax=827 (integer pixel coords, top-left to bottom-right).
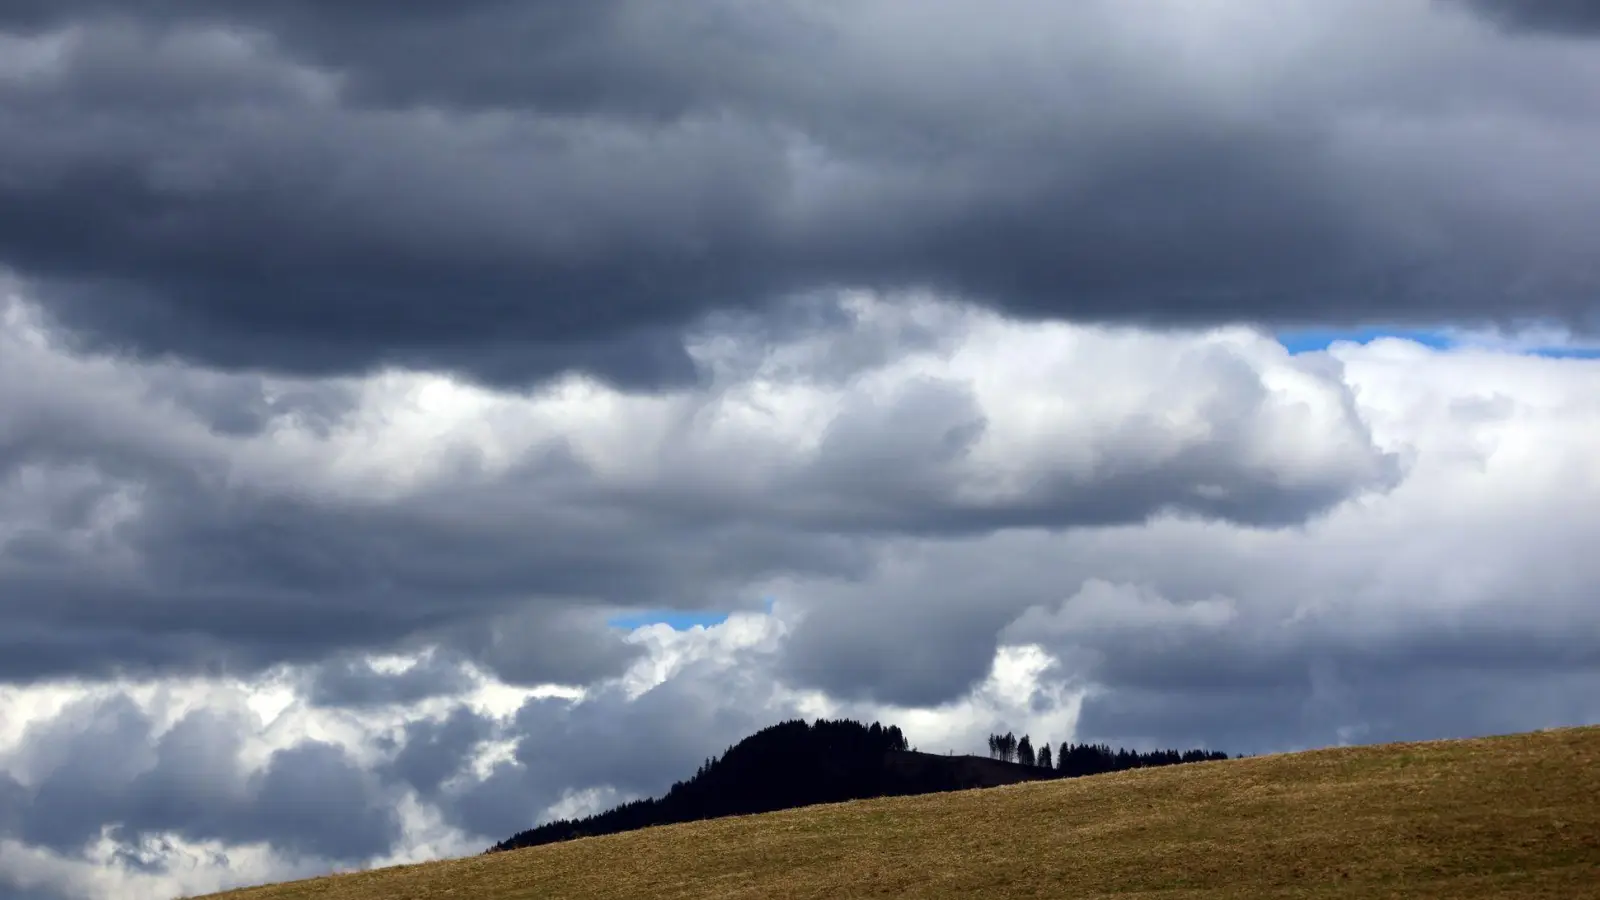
xmin=3 ymin=2 xmax=1599 ymax=898
xmin=2 ymin=0 xmax=1599 ymax=385
xmin=0 ymin=289 xmax=1400 ymax=687
xmin=3 ymin=292 xmax=1599 ymax=897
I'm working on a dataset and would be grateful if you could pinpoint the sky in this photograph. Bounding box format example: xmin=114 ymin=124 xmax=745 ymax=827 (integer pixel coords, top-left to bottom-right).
xmin=1 ymin=1 xmax=1599 ymax=897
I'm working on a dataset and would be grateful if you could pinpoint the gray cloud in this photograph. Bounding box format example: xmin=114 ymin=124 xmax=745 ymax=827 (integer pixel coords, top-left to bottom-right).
xmin=382 ymin=706 xmax=496 ymax=801
xmin=440 ymin=609 xmax=648 ymax=688
xmin=1 ymin=694 xmax=403 ymax=864
xmin=437 ymin=645 xmax=799 ymax=841
xmin=0 ymin=877 xmax=72 ymax=900
xmin=0 ymin=294 xmax=1395 ymax=686
xmin=241 ymin=742 xmax=403 ymax=861
xmin=1075 ymin=667 xmax=1600 ymax=754
xmin=1 ymin=1 xmax=1598 ymax=386
xmin=0 ymin=771 xmax=24 ymax=837
xmin=1459 ymin=1 xmax=1600 ymax=34
xmin=775 ymin=560 xmax=1026 ymax=707
xmin=774 ymin=333 xmax=1600 ymax=716
xmin=0 ymin=316 xmax=678 ymax=683
xmin=1 ymin=5 xmax=1598 ymax=890
xmin=302 ymin=652 xmax=480 ymax=710
xmin=987 ymin=372 xmax=1600 ymax=751
xmin=9 ymin=695 xmax=156 ymax=853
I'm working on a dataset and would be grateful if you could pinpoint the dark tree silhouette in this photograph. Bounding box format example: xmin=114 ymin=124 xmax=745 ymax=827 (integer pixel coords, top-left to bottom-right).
xmin=494 ymin=719 xmax=926 ymax=853
xmin=978 ymin=732 xmax=1230 ymax=778
xmin=491 ymin=720 xmax=1234 ymax=854
xmin=1051 ymin=741 xmax=1230 ymax=777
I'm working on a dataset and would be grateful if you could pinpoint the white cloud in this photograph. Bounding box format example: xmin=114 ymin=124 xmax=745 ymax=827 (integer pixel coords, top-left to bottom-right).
xmin=0 ymin=612 xmax=1088 ymax=899
xmin=0 ymin=287 xmax=1398 ymax=694
xmin=1 ymin=288 xmax=1599 ymax=895
xmin=5 ymin=1 xmax=1600 ymax=895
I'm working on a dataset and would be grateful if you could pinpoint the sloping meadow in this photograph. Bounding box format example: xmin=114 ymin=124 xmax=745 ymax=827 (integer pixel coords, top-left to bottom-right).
xmin=192 ymin=726 xmax=1600 ymax=900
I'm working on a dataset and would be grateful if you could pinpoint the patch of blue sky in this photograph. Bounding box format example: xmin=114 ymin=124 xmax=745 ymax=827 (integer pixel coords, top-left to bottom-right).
xmin=608 ymin=598 xmax=776 ymax=632
xmin=1275 ymin=327 xmax=1454 ymax=355
xmin=1275 ymin=326 xmax=1600 ymax=359
xmin=1524 ymin=346 xmax=1600 ymax=359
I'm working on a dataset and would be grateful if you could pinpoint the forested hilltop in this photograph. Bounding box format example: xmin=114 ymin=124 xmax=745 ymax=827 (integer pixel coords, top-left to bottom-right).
xmin=202 ymin=727 xmax=1600 ymax=900
xmin=490 ymin=718 xmax=1231 ymax=853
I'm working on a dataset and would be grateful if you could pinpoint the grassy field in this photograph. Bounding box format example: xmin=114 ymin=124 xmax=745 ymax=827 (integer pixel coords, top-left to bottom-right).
xmin=194 ymin=725 xmax=1600 ymax=899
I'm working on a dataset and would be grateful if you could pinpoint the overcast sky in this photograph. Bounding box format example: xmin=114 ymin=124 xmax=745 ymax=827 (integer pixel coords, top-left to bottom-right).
xmin=2 ymin=1 xmax=1599 ymax=897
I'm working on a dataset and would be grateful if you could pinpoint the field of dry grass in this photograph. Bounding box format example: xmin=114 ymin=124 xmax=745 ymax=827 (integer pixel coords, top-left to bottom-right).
xmin=193 ymin=725 xmax=1600 ymax=899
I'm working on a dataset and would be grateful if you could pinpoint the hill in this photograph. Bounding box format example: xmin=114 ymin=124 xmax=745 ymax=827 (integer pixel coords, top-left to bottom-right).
xmin=489 ymin=718 xmax=1227 ymax=852
xmin=192 ymin=725 xmax=1600 ymax=899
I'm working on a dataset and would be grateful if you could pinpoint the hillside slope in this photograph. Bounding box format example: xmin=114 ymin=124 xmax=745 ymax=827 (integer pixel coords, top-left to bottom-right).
xmin=492 ymin=751 xmax=1060 ymax=852
xmin=489 ymin=718 xmax=1225 ymax=852
xmin=195 ymin=725 xmax=1600 ymax=900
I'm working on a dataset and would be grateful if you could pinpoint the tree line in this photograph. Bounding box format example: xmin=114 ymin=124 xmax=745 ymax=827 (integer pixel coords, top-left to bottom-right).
xmin=986 ymin=731 xmax=1232 ymax=775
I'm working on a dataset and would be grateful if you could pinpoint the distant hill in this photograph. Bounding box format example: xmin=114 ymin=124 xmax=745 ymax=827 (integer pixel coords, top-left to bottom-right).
xmin=193 ymin=725 xmax=1600 ymax=900
xmin=489 ymin=718 xmax=1229 ymax=853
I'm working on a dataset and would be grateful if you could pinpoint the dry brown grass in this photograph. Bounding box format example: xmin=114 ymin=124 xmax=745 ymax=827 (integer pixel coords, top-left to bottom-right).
xmin=193 ymin=726 xmax=1600 ymax=900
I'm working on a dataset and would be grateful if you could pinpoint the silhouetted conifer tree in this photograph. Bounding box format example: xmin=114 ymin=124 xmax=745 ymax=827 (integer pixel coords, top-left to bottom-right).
xmin=888 ymin=725 xmax=909 ymax=751
xmin=1017 ymin=735 xmax=1035 ymax=767
xmin=1038 ymin=742 xmax=1052 ymax=770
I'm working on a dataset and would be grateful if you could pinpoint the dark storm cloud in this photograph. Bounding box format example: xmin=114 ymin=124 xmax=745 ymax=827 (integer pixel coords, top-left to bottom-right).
xmin=441 ymin=609 xmax=648 ymax=688
xmin=2 ymin=0 xmax=1598 ymax=386
xmin=302 ymin=652 xmax=479 ymax=709
xmin=1459 ymin=0 xmax=1600 ymax=34
xmin=305 ymin=617 xmax=646 ymax=705
xmin=382 ymin=706 xmax=496 ymax=800
xmin=779 ymin=587 xmax=1018 ymax=707
xmin=0 ymin=470 xmax=662 ymax=684
xmin=241 ymin=742 xmax=404 ymax=861
xmin=135 ymin=367 xmax=361 ymax=440
xmin=0 ymin=0 xmax=756 ymax=114
xmin=2 ymin=695 xmax=403 ymax=864
xmin=9 ymin=694 xmax=155 ymax=853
